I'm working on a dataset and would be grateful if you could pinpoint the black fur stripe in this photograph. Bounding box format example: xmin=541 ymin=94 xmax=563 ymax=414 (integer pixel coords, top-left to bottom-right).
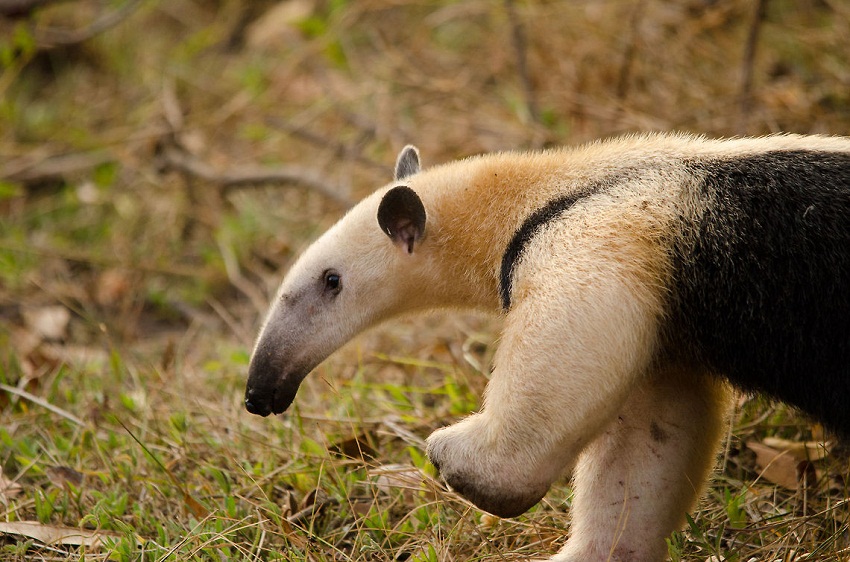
xmin=500 ymin=190 xmax=594 ymax=310
xmin=499 ymin=170 xmax=634 ymax=310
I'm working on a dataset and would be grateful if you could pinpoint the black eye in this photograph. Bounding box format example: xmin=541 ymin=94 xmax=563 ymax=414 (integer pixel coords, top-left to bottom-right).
xmin=323 ymin=270 xmax=342 ymax=295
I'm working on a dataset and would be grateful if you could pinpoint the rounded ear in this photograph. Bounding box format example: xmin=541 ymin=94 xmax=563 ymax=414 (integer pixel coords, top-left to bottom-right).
xmin=394 ymin=145 xmax=421 ymax=181
xmin=377 ymin=186 xmax=426 ymax=253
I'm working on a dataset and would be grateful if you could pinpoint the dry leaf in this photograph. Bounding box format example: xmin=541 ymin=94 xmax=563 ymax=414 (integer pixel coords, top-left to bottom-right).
xmin=288 ymin=489 xmax=336 ymax=525
xmin=330 ymin=432 xmax=378 ymax=460
xmin=160 ymin=339 xmax=176 ymax=372
xmin=183 ymin=492 xmax=209 ymax=519
xmin=746 ymin=441 xmax=803 ymax=490
xmin=47 ymin=466 xmax=84 ymax=488
xmin=0 ymin=521 xmax=120 ymax=548
xmin=369 ymin=464 xmax=434 ymax=503
xmin=0 ymin=472 xmax=22 ymax=503
xmin=8 ymin=326 xmax=61 ymax=381
xmin=370 ymin=464 xmax=427 ymax=492
xmin=479 ymin=513 xmax=499 ymax=529
xmin=247 ymin=0 xmax=315 ymax=50
xmin=797 ymin=460 xmax=818 ymax=495
xmin=761 ymin=436 xmax=830 ymax=462
xmin=95 ymin=269 xmax=131 ymax=307
xmin=22 ymin=306 xmax=70 ymax=341
xmin=350 ymin=499 xmax=373 ymax=516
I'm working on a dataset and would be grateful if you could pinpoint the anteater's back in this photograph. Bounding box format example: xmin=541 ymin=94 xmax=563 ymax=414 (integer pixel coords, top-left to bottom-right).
xmin=666 ymin=147 xmax=850 ymax=436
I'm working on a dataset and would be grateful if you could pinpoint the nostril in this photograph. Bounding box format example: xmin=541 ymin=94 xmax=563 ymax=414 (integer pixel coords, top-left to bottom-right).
xmin=244 ymin=388 xmax=271 ymax=417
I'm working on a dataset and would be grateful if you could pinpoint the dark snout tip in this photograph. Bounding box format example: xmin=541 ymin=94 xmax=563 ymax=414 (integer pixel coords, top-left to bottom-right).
xmin=245 ymin=396 xmax=271 ymax=417
xmin=244 ymin=380 xmax=301 ymax=417
xmin=244 ymin=386 xmax=273 ymax=417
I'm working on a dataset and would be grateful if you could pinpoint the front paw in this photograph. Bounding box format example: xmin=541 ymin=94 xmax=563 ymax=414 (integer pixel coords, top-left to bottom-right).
xmin=425 ymin=418 xmax=550 ymax=518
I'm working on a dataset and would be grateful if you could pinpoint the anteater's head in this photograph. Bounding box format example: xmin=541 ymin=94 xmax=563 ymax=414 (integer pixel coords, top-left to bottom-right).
xmin=245 ymin=146 xmax=429 ymax=416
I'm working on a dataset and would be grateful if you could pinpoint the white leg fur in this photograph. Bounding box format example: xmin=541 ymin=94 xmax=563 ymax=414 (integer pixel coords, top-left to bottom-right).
xmin=551 ymin=368 xmax=731 ymax=562
xmin=426 ymin=224 xmax=667 ymax=520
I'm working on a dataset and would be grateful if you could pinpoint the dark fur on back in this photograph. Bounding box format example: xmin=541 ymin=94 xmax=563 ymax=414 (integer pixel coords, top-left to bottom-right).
xmin=668 ymin=150 xmax=850 ymax=436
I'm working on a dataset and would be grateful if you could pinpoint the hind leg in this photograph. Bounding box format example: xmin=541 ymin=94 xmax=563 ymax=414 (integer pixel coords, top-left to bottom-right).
xmin=552 ymin=366 xmax=731 ymax=562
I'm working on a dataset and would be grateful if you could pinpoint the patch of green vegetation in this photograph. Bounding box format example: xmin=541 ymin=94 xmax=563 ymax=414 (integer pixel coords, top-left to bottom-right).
xmin=2 ymin=0 xmax=850 ymax=560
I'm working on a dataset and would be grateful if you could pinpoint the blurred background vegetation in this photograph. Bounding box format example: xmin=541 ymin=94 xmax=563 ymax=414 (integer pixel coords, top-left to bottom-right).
xmin=1 ymin=0 xmax=850 ymax=560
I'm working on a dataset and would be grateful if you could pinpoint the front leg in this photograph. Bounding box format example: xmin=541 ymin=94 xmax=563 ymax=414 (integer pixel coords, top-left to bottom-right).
xmin=426 ymin=412 xmax=553 ymax=517
xmin=426 ymin=245 xmax=664 ymax=520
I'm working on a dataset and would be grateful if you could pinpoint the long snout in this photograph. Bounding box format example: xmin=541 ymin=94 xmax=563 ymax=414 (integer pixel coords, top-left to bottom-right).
xmin=244 ymin=338 xmax=306 ymax=417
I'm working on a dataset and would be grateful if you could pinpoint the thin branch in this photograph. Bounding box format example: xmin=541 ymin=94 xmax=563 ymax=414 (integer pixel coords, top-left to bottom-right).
xmin=0 ymin=383 xmax=84 ymax=426
xmin=215 ymin=234 xmax=268 ymax=319
xmin=266 ymin=116 xmax=390 ymax=174
xmin=615 ymin=0 xmax=646 ymax=104
xmin=1 ymin=150 xmax=114 ymax=184
xmin=207 ymin=296 xmax=253 ymax=347
xmin=503 ymin=0 xmax=539 ymax=125
xmin=287 ymin=494 xmax=338 ymax=526
xmin=737 ymin=0 xmax=769 ymax=135
xmin=34 ymin=0 xmax=145 ymax=48
xmin=0 ymin=0 xmax=72 ymax=18
xmin=0 ymin=239 xmax=205 ymax=278
xmin=157 ymin=144 xmax=352 ymax=208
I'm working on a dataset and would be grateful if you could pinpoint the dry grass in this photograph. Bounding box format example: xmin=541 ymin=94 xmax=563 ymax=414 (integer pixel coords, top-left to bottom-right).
xmin=2 ymin=0 xmax=850 ymax=560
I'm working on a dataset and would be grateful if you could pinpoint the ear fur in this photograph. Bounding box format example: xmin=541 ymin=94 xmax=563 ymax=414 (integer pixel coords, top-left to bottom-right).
xmin=394 ymin=145 xmax=421 ymax=181
xmin=377 ymin=186 xmax=426 ymax=253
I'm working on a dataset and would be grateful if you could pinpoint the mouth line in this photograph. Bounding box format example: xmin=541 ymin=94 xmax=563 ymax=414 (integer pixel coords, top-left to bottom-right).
xmin=245 ymin=367 xmax=310 ymax=417
xmin=270 ymin=386 xmax=292 ymax=415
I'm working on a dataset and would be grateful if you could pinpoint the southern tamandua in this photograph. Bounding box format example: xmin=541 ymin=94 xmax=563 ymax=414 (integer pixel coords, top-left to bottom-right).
xmin=245 ymin=133 xmax=850 ymax=561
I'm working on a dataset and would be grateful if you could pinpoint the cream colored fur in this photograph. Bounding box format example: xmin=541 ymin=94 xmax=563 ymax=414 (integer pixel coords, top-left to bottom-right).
xmin=251 ymin=133 xmax=850 ymax=561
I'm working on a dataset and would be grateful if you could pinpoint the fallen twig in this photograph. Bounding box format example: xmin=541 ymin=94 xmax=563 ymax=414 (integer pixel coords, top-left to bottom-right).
xmin=1 ymin=150 xmax=114 ymax=185
xmin=0 ymin=0 xmax=71 ymax=17
xmin=503 ymin=0 xmax=539 ymax=126
xmin=157 ymin=81 xmax=352 ymax=207
xmin=34 ymin=0 xmax=145 ymax=48
xmin=266 ymin=116 xmax=390 ymax=174
xmin=737 ymin=0 xmax=769 ymax=134
xmin=0 ymin=383 xmax=84 ymax=426
xmin=156 ymin=143 xmax=352 ymax=208
xmin=216 ymin=230 xmax=268 ymax=315
xmin=287 ymin=494 xmax=338 ymax=526
xmin=0 ymin=239 xmax=205 ymax=278
xmin=615 ymin=0 xmax=646 ymax=105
